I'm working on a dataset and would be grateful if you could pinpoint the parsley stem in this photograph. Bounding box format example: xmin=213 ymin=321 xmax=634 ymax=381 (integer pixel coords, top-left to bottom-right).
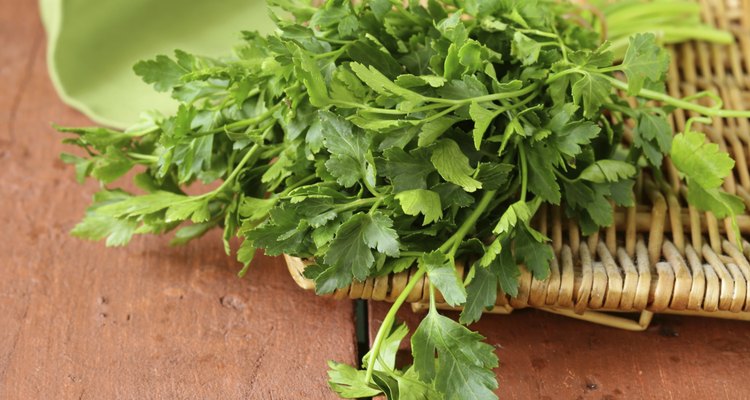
xmin=428 ymin=282 xmax=437 ymax=312
xmin=277 ymin=175 xmax=317 ymax=197
xmin=332 ymin=198 xmax=379 ymax=214
xmin=334 ymin=101 xmax=400 ymax=114
xmin=363 ymin=176 xmax=383 ymax=198
xmin=368 ymin=197 xmax=384 ymax=214
xmin=551 ymin=23 xmax=569 ymax=63
xmin=364 ymin=189 xmax=497 ymax=383
xmin=605 ymin=2 xmax=702 ymax=26
xmin=519 ymin=146 xmax=528 ymax=203
xmin=205 ymin=125 xmax=273 ymax=198
xmin=419 ymin=104 xmax=462 ymax=124
xmin=554 ymin=169 xmax=575 ymax=183
xmin=363 ymin=267 xmax=426 ymax=384
xmin=316 ymin=37 xmax=354 ymax=45
xmin=313 ymin=43 xmax=352 ymax=60
xmin=539 ymin=42 xmax=562 ymax=49
xmin=352 ymin=102 xmax=448 ymax=115
xmin=440 ymin=190 xmax=498 ymax=256
xmin=194 ymin=103 xmax=283 ymax=137
xmin=338 ymin=84 xmax=539 ymax=117
xmin=126 ymin=125 xmax=160 ymax=137
xmin=684 ymin=116 xmax=713 ymax=133
xmin=545 ymin=67 xmax=582 ymax=84
xmin=604 ymin=76 xmax=750 ymax=118
xmin=429 ymin=82 xmax=540 ymax=105
xmin=505 ymin=90 xmax=540 ymax=111
xmin=517 ymin=28 xmax=558 ymax=39
xmin=210 ymin=145 xmax=258 ymax=194
xmin=126 ymin=152 xmax=159 ymax=163
xmin=546 ymin=69 xmax=750 ymax=119
xmin=594 ymin=65 xmax=622 ymax=73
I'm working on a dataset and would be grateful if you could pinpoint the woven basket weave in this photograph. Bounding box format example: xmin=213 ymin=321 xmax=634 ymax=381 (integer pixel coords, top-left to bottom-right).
xmin=285 ymin=0 xmax=750 ymax=330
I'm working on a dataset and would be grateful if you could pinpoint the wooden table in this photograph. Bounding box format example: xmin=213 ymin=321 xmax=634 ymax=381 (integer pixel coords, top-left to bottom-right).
xmin=2 ymin=1 xmax=750 ymax=399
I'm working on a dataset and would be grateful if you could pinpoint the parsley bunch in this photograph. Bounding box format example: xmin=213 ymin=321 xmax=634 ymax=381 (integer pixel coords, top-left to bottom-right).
xmin=61 ymin=1 xmax=750 ymax=398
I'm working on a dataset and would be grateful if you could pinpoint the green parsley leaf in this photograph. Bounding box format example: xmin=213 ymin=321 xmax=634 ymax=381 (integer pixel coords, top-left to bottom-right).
xmin=571 ymin=72 xmax=611 ymax=118
xmin=395 ymin=189 xmax=443 ymax=225
xmin=460 ymin=263 xmax=498 ymax=325
xmin=432 ymin=183 xmax=476 ymax=209
xmin=236 ymin=239 xmax=256 ymax=270
xmin=320 ymin=111 xmax=373 ymax=187
xmin=362 ymin=323 xmax=409 ymax=373
xmin=514 ymin=225 xmax=553 ymax=280
xmin=350 ymin=62 xmax=424 ymax=103
xmin=578 ymin=160 xmax=637 ymax=183
xmin=491 ymin=244 xmax=520 ymax=297
xmin=511 ymin=32 xmax=542 ymax=66
xmin=418 ymin=116 xmax=461 ymax=147
xmin=293 ymin=45 xmax=331 ymax=107
xmin=493 ymin=200 xmax=532 ymax=235
xmin=563 ymin=181 xmax=614 ymax=230
xmin=133 ymin=52 xmax=187 ymax=92
xmin=525 ymin=144 xmax=562 ymax=204
xmin=671 ymin=129 xmax=735 ymax=189
xmin=685 ymin=179 xmax=745 ymax=221
xmin=71 ymin=211 xmax=138 ymax=247
xmin=90 ymin=146 xmax=134 ymax=184
xmin=60 ymin=153 xmax=93 ymax=183
xmin=430 ymin=139 xmax=483 ymax=192
xmin=470 ymin=102 xmax=498 ymax=150
xmin=419 ymin=251 xmax=467 ymax=306
xmin=304 ymin=263 xmax=353 ymax=295
xmin=635 ymin=111 xmax=672 ymax=153
xmin=382 ymin=147 xmax=434 ymax=192
xmin=376 ymin=367 xmax=439 ymax=400
xmin=324 ymin=212 xmax=400 ymax=281
xmin=70 ymin=191 xmax=139 ymax=247
xmin=327 ymin=361 xmax=382 ymax=398
xmin=412 ymin=307 xmax=499 ymax=400
xmin=620 ymin=33 xmax=670 ymax=95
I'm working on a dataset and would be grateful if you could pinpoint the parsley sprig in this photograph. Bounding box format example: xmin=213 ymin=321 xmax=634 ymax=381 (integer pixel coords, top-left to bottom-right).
xmin=61 ymin=1 xmax=750 ymax=398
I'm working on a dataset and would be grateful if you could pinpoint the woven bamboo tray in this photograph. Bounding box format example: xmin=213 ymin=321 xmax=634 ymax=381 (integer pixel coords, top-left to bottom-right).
xmin=285 ymin=0 xmax=750 ymax=330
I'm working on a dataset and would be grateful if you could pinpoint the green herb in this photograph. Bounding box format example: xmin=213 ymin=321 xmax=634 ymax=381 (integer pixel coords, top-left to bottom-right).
xmin=60 ymin=1 xmax=749 ymax=398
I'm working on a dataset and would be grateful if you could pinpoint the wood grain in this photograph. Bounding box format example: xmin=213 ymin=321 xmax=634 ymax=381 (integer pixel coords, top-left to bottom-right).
xmin=0 ymin=1 xmax=355 ymax=399
xmin=369 ymin=302 xmax=750 ymax=399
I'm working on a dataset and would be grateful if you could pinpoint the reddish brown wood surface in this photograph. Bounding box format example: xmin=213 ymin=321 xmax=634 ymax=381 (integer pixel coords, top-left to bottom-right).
xmin=369 ymin=302 xmax=750 ymax=399
xmin=0 ymin=1 xmax=355 ymax=399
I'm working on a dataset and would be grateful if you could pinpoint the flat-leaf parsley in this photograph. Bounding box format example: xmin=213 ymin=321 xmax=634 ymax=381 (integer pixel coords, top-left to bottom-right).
xmin=61 ymin=1 xmax=750 ymax=398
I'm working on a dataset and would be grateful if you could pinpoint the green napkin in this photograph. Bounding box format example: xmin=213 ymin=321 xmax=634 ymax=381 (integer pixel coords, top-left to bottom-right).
xmin=40 ymin=0 xmax=274 ymax=128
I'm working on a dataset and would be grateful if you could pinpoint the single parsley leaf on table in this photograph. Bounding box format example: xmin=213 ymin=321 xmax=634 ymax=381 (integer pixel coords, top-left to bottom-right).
xmin=412 ymin=303 xmax=499 ymax=400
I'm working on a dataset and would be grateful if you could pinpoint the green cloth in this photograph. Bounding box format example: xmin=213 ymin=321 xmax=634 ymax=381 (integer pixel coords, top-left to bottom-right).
xmin=40 ymin=0 xmax=274 ymax=128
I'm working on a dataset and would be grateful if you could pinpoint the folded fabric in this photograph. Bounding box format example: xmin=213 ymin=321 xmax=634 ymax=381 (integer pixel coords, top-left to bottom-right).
xmin=40 ymin=0 xmax=274 ymax=128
